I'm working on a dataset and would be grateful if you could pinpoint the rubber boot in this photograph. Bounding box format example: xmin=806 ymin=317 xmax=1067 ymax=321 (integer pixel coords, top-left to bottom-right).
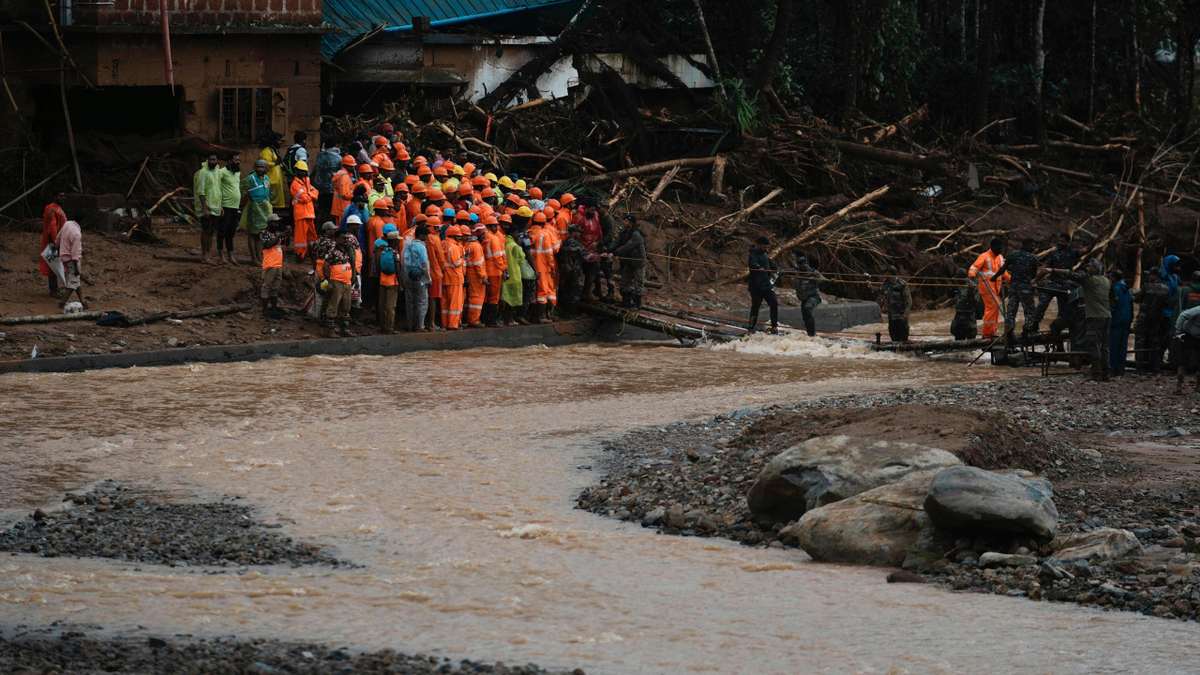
xmin=261 ymin=298 xmax=271 ymax=318
xmin=748 ymin=311 xmax=759 ymax=333
xmin=488 ymin=304 xmax=502 ymax=327
xmin=803 ymin=314 xmax=816 ymax=337
xmin=582 ymin=274 xmax=596 ymax=301
xmin=1101 ymin=368 xmax=1111 ymax=383
xmin=340 ymin=321 xmax=357 ymax=338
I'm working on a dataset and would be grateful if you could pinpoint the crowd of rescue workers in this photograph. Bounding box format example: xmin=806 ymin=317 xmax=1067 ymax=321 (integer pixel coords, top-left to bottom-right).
xmin=33 ymin=124 xmax=1200 ymax=393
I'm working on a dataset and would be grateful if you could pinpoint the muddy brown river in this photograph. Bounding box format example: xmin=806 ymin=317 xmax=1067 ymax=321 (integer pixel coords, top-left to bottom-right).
xmin=2 ymin=336 xmax=1197 ymax=674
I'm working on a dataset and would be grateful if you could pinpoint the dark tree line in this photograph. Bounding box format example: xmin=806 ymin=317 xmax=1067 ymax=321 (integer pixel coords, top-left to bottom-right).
xmin=602 ymin=0 xmax=1200 ymax=139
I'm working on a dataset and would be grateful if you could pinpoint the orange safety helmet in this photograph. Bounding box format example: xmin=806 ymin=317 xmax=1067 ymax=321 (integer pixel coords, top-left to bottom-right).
xmin=411 ymin=182 xmax=426 ymax=195
xmin=532 ymin=212 xmax=547 ymax=223
xmin=455 ymin=210 xmax=470 ymax=222
xmin=341 ymin=155 xmax=357 ymax=167
xmin=425 ymin=205 xmax=442 ymax=217
xmin=505 ymin=193 xmax=521 ymax=204
xmin=484 ymin=215 xmax=499 ymax=226
xmin=396 ymin=148 xmax=411 ymax=161
xmin=462 ymin=162 xmax=476 ymax=176
xmin=372 ymin=198 xmax=388 ymax=211
xmin=542 ymin=206 xmax=555 ymax=219
xmin=497 ymin=214 xmax=512 ymax=224
xmin=358 ymin=164 xmax=376 ymax=175
xmin=378 ymin=157 xmax=395 ymax=171
xmin=481 ymin=187 xmax=496 ymax=199
xmin=413 ymin=156 xmax=429 ymax=167
xmin=403 ymin=175 xmax=419 ymax=186
xmin=433 ymin=166 xmax=448 ymax=178
xmin=394 ymin=182 xmax=410 ymax=193
xmin=413 ymin=213 xmax=427 ymax=224
xmin=428 ymin=188 xmax=445 ymax=201
xmin=427 ymin=216 xmax=441 ymax=227
xmin=417 ymin=165 xmax=433 ymax=178
xmin=374 ymin=136 xmax=389 ymax=147
xmin=529 ymin=187 xmax=543 ymax=199
xmin=468 ymin=205 xmax=482 ymax=215
xmin=457 ymin=183 xmax=473 ymax=196
xmin=560 ymin=193 xmax=576 ymax=206
xmin=546 ymin=198 xmax=561 ymax=210
xmin=471 ymin=175 xmax=488 ymax=188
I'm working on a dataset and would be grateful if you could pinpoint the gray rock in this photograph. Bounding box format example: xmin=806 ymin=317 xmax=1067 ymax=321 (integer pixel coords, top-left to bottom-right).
xmin=166 ymin=337 xmax=179 ymax=347
xmin=642 ymin=508 xmax=665 ymax=526
xmin=796 ymin=473 xmax=934 ymax=567
xmin=748 ymin=435 xmax=962 ymax=526
xmin=923 ymin=466 xmax=1059 ymax=541
xmin=1052 ymin=528 xmax=1144 ymax=563
xmin=1165 ymin=427 xmax=1189 ymax=438
xmin=979 ymin=552 xmax=1038 ymax=568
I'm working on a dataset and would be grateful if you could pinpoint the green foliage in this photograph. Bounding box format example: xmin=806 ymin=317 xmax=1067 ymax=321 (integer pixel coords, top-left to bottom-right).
xmin=713 ymin=79 xmax=766 ymax=135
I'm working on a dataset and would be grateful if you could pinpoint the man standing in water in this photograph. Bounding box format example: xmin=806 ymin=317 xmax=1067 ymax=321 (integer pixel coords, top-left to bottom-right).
xmin=866 ymin=266 xmax=912 ymax=342
xmin=790 ymin=254 xmax=824 ymax=337
xmin=748 ymin=237 xmax=779 ymax=333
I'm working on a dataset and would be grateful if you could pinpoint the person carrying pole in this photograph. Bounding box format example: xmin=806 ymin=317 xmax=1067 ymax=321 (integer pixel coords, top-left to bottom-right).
xmin=969 ymin=237 xmax=1010 ymax=339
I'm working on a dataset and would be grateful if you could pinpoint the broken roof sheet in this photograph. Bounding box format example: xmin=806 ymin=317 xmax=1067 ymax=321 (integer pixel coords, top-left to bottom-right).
xmin=322 ymin=0 xmax=583 ymax=59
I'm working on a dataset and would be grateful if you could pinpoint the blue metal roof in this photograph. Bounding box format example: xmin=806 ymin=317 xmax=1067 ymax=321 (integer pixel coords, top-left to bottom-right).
xmin=322 ymin=0 xmax=582 ymax=59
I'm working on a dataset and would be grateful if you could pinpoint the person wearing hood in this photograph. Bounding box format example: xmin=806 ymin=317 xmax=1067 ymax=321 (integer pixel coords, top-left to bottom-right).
xmin=1133 ymin=269 xmax=1170 ymax=372
xmin=1044 ymin=257 xmax=1114 ymax=381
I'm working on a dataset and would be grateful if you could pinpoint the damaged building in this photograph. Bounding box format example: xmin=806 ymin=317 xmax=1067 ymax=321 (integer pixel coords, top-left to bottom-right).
xmin=0 ymin=0 xmax=327 ymax=196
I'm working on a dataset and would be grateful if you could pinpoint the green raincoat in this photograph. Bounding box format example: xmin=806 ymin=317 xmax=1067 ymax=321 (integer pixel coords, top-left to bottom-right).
xmin=502 ymin=235 xmax=525 ymax=307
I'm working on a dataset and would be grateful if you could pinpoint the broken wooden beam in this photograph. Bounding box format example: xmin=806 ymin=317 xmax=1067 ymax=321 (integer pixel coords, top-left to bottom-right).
xmin=170 ymin=303 xmax=253 ymax=320
xmin=581 ymin=156 xmax=719 ymax=184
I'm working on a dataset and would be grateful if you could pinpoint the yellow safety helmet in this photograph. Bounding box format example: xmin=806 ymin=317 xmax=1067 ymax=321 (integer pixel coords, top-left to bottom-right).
xmin=516 ymin=206 xmax=533 ymax=218
xmin=498 ymin=175 xmax=514 ymax=189
xmin=452 ymin=165 xmax=466 ymax=176
xmin=293 ymin=160 xmax=309 ymax=172
xmin=484 ymin=172 xmax=498 ymax=184
xmin=513 ymin=179 xmax=527 ymax=191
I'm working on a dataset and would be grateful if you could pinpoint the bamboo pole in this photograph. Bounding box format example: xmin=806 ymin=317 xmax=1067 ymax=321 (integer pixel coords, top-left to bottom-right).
xmin=581 ymin=156 xmax=719 ymax=184
xmin=0 ymin=311 xmax=103 ymax=325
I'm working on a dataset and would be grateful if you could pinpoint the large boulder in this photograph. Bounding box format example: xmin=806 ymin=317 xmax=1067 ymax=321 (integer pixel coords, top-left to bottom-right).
xmin=1052 ymin=528 xmax=1144 ymax=563
xmin=923 ymin=466 xmax=1058 ymax=541
xmin=747 ymin=435 xmax=962 ymax=526
xmin=796 ymin=473 xmax=934 ymax=567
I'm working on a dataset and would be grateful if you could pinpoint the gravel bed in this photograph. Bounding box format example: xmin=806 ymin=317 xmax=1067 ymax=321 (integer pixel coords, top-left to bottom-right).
xmin=577 ymin=374 xmax=1200 ymax=619
xmin=0 ymin=482 xmax=346 ymax=568
xmin=0 ymin=628 xmax=582 ymax=675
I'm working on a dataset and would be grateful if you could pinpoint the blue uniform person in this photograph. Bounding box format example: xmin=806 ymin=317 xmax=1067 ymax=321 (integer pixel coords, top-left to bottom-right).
xmin=1109 ymin=269 xmax=1132 ymax=375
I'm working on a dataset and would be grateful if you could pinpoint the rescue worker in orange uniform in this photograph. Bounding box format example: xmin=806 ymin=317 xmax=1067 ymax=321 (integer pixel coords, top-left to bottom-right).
xmin=331 ymin=155 xmax=356 ymax=218
xmin=527 ymin=211 xmax=557 ymax=323
xmin=969 ymin=237 xmax=1011 ymax=339
xmin=464 ymin=222 xmax=490 ymax=327
xmin=407 ymin=183 xmax=426 ymax=225
xmin=483 ymin=215 xmax=508 ymax=326
xmin=441 ymin=225 xmax=466 ymax=330
xmin=424 ymin=216 xmax=446 ymax=330
xmin=289 ymin=160 xmax=317 ymax=260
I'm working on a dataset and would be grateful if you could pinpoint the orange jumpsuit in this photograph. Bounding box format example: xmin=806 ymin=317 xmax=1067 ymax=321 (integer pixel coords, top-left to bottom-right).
xmin=406 ymin=197 xmax=422 ymax=226
xmin=969 ymin=250 xmax=1010 ymax=338
xmin=484 ymin=228 xmax=507 ymax=305
xmin=544 ymin=225 xmax=561 ymax=291
xmin=290 ymin=177 xmax=317 ymax=259
xmin=441 ymin=238 xmax=465 ymax=328
xmin=331 ymin=169 xmax=353 ymax=218
xmin=426 ymin=230 xmax=445 ymax=301
xmin=528 ymin=224 xmax=556 ymax=305
xmin=465 ymin=238 xmax=487 ymax=325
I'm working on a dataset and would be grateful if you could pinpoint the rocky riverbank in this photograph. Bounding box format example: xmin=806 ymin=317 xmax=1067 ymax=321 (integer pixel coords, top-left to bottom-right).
xmin=0 ymin=481 xmax=346 ymax=568
xmin=577 ymin=373 xmax=1200 ymax=619
xmin=0 ymin=627 xmax=580 ymax=675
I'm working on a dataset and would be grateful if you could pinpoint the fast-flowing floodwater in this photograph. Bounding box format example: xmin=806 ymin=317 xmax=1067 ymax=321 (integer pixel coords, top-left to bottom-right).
xmin=1 ymin=336 xmax=1197 ymax=674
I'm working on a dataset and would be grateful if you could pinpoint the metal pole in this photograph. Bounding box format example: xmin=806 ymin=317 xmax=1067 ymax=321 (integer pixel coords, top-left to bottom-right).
xmin=59 ymin=59 xmax=83 ymax=192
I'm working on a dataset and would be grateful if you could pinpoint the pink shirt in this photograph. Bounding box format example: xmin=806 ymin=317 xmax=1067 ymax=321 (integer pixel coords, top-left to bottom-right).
xmin=56 ymin=220 xmax=82 ymax=261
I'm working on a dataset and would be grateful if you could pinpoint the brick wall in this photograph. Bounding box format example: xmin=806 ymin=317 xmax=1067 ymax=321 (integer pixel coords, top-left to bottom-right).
xmin=89 ymin=0 xmax=322 ymax=26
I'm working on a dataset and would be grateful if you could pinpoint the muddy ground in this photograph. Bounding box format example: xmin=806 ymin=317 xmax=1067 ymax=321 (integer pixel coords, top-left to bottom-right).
xmin=578 ymin=373 xmax=1200 ymax=620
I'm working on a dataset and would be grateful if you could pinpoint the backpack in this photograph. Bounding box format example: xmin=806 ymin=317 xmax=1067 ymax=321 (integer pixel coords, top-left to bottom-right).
xmin=281 ymin=145 xmax=302 ymax=182
xmin=378 ymin=248 xmax=397 ymax=275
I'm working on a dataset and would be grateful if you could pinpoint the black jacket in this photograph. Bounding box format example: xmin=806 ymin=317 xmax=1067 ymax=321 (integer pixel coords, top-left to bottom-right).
xmin=610 ymin=226 xmax=645 ymax=267
xmin=748 ymin=247 xmax=775 ymax=292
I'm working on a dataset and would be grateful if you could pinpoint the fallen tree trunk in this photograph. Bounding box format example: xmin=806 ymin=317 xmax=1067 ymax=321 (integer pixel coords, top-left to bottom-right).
xmin=831 ymin=141 xmax=948 ymax=174
xmin=171 ymin=303 xmax=253 ymax=320
xmin=721 ymin=185 xmax=890 ymax=285
xmin=1033 ymin=164 xmax=1200 ymax=205
xmin=580 ymin=301 xmax=737 ymax=343
xmin=0 ymin=310 xmax=104 ymax=325
xmin=126 ymin=310 xmax=172 ymax=327
xmin=863 ymin=104 xmax=929 ymax=145
xmin=582 ymin=156 xmax=719 ymax=184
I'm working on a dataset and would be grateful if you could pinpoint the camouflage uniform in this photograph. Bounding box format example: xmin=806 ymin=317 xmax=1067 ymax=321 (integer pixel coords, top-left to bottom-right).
xmin=951 ymin=283 xmax=979 ymax=340
xmin=1002 ymin=249 xmax=1040 ymax=336
xmin=559 ymin=237 xmax=587 ymax=317
xmin=1033 ymin=247 xmax=1079 ymax=329
xmin=1133 ymin=280 xmax=1170 ymax=371
xmin=791 ymin=267 xmax=824 ymax=336
xmin=870 ymin=278 xmax=912 ymax=342
xmin=1048 ymin=283 xmax=1087 ymax=352
xmin=609 ymin=224 xmax=646 ymax=304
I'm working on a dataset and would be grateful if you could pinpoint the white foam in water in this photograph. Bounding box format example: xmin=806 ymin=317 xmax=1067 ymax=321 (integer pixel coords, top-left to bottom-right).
xmin=711 ymin=331 xmax=907 ymax=360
